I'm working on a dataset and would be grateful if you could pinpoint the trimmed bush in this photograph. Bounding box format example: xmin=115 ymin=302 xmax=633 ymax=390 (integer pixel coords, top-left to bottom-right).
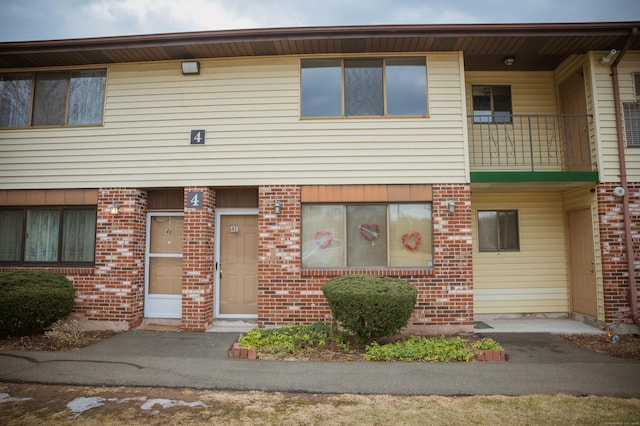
xmin=0 ymin=270 xmax=75 ymax=336
xmin=322 ymin=275 xmax=417 ymax=342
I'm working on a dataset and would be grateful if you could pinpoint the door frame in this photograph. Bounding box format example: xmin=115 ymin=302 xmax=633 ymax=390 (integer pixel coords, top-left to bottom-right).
xmin=215 ymin=208 xmax=259 ymax=319
xmin=144 ymin=212 xmax=184 ymax=319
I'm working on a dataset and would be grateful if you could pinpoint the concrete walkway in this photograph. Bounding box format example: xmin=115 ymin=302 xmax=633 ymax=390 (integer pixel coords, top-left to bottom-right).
xmin=1 ymin=330 xmax=638 ymax=397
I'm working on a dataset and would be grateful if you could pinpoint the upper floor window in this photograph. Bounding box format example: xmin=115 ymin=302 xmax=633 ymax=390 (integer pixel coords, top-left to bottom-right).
xmin=0 ymin=69 xmax=106 ymax=128
xmin=301 ymin=58 xmax=428 ymax=117
xmin=623 ymin=72 xmax=640 ymax=147
xmin=472 ymin=85 xmax=512 ymax=123
xmin=302 ymin=203 xmax=433 ymax=268
xmin=0 ymin=207 xmax=96 ymax=265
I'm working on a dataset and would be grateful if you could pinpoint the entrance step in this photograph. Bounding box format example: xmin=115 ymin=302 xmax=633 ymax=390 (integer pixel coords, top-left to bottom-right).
xmin=207 ymin=319 xmax=257 ymax=333
xmin=138 ymin=318 xmax=181 ymax=332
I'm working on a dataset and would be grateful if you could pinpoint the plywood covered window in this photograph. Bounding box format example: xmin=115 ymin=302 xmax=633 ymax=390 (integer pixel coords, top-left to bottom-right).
xmin=0 ymin=69 xmax=106 ymax=128
xmin=301 ymin=57 xmax=427 ymax=117
xmin=301 ymin=203 xmax=433 ymax=268
xmin=0 ymin=207 xmax=96 ymax=264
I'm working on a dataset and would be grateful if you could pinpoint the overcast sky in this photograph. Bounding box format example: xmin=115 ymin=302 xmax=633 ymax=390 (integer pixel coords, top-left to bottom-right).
xmin=1 ymin=0 xmax=640 ymax=42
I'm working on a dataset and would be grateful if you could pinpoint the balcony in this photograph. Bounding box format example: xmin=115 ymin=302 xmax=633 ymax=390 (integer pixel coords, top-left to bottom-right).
xmin=468 ymin=114 xmax=598 ymax=186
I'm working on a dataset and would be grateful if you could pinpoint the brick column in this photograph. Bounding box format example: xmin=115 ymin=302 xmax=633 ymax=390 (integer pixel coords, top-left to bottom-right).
xmin=257 ymin=185 xmax=302 ymax=327
xmin=409 ymin=183 xmax=473 ymax=334
xmin=181 ymin=187 xmax=215 ymax=331
xmin=74 ymin=188 xmax=147 ymax=329
xmin=598 ymin=183 xmax=640 ymax=326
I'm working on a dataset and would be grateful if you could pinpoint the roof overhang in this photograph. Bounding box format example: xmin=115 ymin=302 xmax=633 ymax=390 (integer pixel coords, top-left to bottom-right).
xmin=1 ymin=22 xmax=639 ymax=71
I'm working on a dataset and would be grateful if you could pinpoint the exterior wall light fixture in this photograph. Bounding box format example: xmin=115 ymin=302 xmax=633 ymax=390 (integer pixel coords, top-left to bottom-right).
xmin=447 ymin=200 xmax=456 ymax=213
xmin=503 ymin=57 xmax=515 ymax=66
xmin=274 ymin=201 xmax=282 ymax=215
xmin=181 ymin=61 xmax=200 ymax=75
xmin=109 ymin=203 xmax=120 ymax=215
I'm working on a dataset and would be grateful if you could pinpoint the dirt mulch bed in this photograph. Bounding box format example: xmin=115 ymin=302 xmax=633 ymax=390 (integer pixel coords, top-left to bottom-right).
xmin=557 ymin=333 xmax=640 ymax=360
xmin=0 ymin=330 xmax=119 ymax=351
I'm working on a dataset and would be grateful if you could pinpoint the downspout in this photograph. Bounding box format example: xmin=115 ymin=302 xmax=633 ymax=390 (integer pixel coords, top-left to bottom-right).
xmin=609 ymin=27 xmax=640 ymax=326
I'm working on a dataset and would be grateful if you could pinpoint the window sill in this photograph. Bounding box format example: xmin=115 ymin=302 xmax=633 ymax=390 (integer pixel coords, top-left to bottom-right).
xmin=301 ymin=268 xmax=434 ymax=278
xmin=0 ymin=265 xmax=95 ymax=275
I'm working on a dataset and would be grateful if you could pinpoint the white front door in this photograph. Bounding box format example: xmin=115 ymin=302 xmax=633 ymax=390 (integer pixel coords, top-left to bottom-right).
xmin=144 ymin=213 xmax=184 ymax=318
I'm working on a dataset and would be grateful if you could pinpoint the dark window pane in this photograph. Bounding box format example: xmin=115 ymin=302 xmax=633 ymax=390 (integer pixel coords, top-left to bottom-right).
xmin=62 ymin=209 xmax=96 ymax=262
xmin=0 ymin=73 xmax=33 ymax=127
xmin=386 ymin=58 xmax=427 ymax=115
xmin=347 ymin=205 xmax=387 ymax=266
xmin=493 ymin=86 xmax=512 ymax=123
xmin=32 ymin=72 xmax=68 ymax=126
xmin=24 ymin=210 xmax=60 ymax=262
xmin=0 ymin=210 xmax=24 ymax=261
xmin=472 ymin=86 xmax=492 ymax=123
xmin=68 ymin=70 xmax=106 ymax=125
xmin=498 ymin=210 xmax=519 ymax=250
xmin=301 ymin=60 xmax=342 ymax=117
xmin=623 ymin=102 xmax=640 ymax=147
xmin=344 ymin=59 xmax=383 ymax=116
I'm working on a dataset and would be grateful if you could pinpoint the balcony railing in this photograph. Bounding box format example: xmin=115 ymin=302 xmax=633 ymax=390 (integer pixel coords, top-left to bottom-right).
xmin=468 ymin=114 xmax=593 ymax=172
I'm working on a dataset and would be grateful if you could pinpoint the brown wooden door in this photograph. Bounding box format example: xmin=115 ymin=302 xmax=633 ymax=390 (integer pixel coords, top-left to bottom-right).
xmin=560 ymin=73 xmax=591 ymax=170
xmin=568 ymin=208 xmax=597 ymax=316
xmin=219 ymin=215 xmax=258 ymax=316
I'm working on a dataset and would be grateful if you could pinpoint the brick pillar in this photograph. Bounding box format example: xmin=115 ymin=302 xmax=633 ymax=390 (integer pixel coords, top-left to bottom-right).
xmin=181 ymin=187 xmax=215 ymax=331
xmin=409 ymin=183 xmax=473 ymax=334
xmin=257 ymin=185 xmax=301 ymax=328
xmin=75 ymin=188 xmax=147 ymax=329
xmin=598 ymin=183 xmax=640 ymax=326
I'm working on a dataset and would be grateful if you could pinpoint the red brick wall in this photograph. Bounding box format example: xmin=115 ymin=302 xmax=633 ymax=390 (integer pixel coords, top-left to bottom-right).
xmin=74 ymin=188 xmax=148 ymax=329
xmin=598 ymin=182 xmax=640 ymax=325
xmin=181 ymin=187 xmax=215 ymax=331
xmin=257 ymin=184 xmax=474 ymax=334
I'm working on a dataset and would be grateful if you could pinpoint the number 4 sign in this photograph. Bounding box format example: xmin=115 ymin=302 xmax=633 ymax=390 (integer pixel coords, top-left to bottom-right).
xmin=190 ymin=129 xmax=205 ymax=144
xmin=187 ymin=191 xmax=204 ymax=208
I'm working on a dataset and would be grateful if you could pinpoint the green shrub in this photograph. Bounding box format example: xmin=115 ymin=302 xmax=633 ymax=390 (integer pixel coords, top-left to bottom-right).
xmin=322 ymin=275 xmax=417 ymax=342
xmin=238 ymin=322 xmax=330 ymax=355
xmin=0 ymin=270 xmax=75 ymax=336
xmin=364 ymin=336 xmax=475 ymax=362
xmin=472 ymin=337 xmax=503 ymax=351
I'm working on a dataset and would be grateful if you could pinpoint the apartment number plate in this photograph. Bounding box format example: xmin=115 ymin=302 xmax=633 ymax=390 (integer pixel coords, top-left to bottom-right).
xmin=230 ymin=226 xmax=239 ymax=233
xmin=190 ymin=129 xmax=206 ymax=144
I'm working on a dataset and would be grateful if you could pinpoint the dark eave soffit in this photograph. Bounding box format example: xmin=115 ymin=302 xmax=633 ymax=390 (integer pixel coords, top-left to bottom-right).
xmin=0 ymin=22 xmax=639 ymax=71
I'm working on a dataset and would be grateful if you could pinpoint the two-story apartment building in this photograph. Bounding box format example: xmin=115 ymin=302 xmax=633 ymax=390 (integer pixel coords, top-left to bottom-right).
xmin=1 ymin=22 xmax=638 ymax=334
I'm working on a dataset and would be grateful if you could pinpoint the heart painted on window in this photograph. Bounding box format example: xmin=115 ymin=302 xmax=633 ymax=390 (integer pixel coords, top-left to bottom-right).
xmin=358 ymin=224 xmax=380 ymax=241
xmin=314 ymin=231 xmax=333 ymax=249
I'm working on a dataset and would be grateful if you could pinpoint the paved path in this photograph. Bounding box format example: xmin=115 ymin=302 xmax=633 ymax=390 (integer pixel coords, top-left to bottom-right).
xmin=1 ymin=331 xmax=638 ymax=397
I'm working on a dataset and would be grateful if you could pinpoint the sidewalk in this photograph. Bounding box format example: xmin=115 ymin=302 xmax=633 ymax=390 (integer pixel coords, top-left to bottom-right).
xmin=1 ymin=331 xmax=639 ymax=397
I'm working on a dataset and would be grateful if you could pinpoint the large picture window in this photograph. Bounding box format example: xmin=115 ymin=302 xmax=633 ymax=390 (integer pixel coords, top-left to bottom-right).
xmin=0 ymin=207 xmax=96 ymax=264
xmin=302 ymin=203 xmax=433 ymax=268
xmin=0 ymin=69 xmax=106 ymax=128
xmin=477 ymin=210 xmax=519 ymax=252
xmin=301 ymin=57 xmax=427 ymax=117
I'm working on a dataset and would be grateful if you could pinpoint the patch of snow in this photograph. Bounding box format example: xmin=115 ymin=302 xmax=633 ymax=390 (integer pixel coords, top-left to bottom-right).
xmin=0 ymin=393 xmax=33 ymax=404
xmin=141 ymin=398 xmax=207 ymax=411
xmin=67 ymin=396 xmax=106 ymax=419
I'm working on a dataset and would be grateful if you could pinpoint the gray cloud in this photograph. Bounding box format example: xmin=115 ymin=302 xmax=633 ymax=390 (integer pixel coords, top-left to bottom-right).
xmin=0 ymin=0 xmax=639 ymax=42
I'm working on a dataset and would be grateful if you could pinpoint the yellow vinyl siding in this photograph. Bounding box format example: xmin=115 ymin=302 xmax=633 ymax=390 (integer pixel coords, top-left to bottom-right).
xmin=472 ymin=193 xmax=569 ymax=314
xmin=465 ymin=71 xmax=560 ymax=171
xmin=0 ymin=53 xmax=467 ymax=189
xmin=591 ymin=51 xmax=640 ymax=182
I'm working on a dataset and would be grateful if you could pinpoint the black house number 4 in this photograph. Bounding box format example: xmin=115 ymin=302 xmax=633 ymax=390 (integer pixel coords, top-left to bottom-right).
xmin=190 ymin=129 xmax=205 ymax=144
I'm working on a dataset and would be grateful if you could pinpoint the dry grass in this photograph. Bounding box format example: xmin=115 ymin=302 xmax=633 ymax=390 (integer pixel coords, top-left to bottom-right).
xmin=0 ymin=383 xmax=639 ymax=425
